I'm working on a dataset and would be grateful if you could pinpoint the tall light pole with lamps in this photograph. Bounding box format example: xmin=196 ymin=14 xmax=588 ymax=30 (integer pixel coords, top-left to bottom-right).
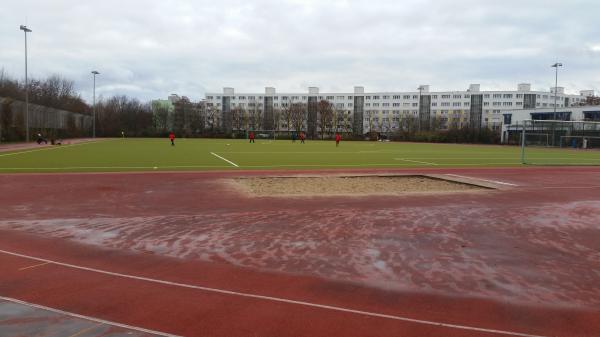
xmin=417 ymin=85 xmax=425 ymax=131
xmin=19 ymin=25 xmax=32 ymax=142
xmin=91 ymin=71 xmax=100 ymax=138
xmin=551 ymin=62 xmax=562 ymax=121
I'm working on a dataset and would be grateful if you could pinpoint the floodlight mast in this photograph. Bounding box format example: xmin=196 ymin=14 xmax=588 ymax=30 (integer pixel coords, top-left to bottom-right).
xmin=20 ymin=25 xmax=32 ymax=142
xmin=91 ymin=71 xmax=100 ymax=138
xmin=551 ymin=62 xmax=563 ymax=121
xmin=417 ymin=85 xmax=425 ymax=131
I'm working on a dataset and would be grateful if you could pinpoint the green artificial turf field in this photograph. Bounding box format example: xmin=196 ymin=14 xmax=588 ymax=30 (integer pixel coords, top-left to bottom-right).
xmin=0 ymin=138 xmax=599 ymax=172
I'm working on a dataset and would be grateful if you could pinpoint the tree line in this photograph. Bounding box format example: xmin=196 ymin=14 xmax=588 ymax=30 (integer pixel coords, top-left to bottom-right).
xmin=1 ymin=69 xmax=501 ymax=143
xmin=0 ymin=70 xmax=176 ymax=140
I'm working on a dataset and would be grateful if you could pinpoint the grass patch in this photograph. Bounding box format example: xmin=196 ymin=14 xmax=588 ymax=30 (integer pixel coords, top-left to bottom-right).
xmin=0 ymin=138 xmax=599 ymax=173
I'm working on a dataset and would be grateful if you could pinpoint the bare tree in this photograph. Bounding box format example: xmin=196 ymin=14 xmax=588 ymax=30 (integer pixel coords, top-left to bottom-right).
xmin=206 ymin=105 xmax=218 ymax=131
xmin=281 ymin=102 xmax=293 ymax=132
xmin=317 ymin=100 xmax=334 ymax=139
xmin=290 ymin=102 xmax=306 ymax=133
xmin=231 ymin=106 xmax=245 ymax=131
xmin=273 ymin=107 xmax=282 ymax=134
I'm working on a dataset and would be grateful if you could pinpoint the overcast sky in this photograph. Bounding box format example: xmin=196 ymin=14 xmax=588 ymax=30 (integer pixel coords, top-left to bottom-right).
xmin=1 ymin=0 xmax=599 ymax=103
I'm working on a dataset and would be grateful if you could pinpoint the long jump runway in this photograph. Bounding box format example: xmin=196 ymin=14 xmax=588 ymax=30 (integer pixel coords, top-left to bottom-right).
xmin=0 ymin=167 xmax=599 ymax=336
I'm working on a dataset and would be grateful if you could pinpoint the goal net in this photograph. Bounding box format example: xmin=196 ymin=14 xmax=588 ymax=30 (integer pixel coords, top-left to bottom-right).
xmin=519 ymin=120 xmax=600 ymax=165
xmin=244 ymin=130 xmax=276 ymax=140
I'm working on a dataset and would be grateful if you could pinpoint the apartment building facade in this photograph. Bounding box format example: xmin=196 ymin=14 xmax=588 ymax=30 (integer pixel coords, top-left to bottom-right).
xmin=204 ymin=84 xmax=593 ymax=136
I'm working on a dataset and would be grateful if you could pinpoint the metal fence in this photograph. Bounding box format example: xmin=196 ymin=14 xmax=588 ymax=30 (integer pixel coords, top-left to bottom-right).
xmin=0 ymin=97 xmax=92 ymax=141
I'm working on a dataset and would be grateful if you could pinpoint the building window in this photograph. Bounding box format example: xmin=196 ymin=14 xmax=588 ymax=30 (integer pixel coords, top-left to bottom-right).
xmin=403 ymin=95 xmax=411 ymax=99
xmin=453 ymin=95 xmax=461 ymax=99
xmin=503 ymin=94 xmax=513 ymax=99
xmin=493 ymin=94 xmax=502 ymax=98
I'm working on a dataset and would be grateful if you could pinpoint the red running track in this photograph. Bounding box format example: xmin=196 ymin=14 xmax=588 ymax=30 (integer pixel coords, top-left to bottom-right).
xmin=0 ymin=167 xmax=600 ymax=336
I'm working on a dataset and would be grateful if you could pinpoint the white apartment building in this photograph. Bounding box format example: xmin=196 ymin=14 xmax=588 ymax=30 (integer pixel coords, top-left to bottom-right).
xmin=204 ymin=84 xmax=594 ymax=137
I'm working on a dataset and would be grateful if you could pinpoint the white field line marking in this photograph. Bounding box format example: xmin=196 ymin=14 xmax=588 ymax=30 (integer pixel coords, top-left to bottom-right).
xmin=210 ymin=152 xmax=239 ymax=167
xmin=0 ymin=249 xmax=546 ymax=337
xmin=446 ymin=174 xmax=519 ymax=187
xmin=238 ymin=163 xmax=519 ymax=168
xmin=68 ymin=323 xmax=103 ymax=337
xmin=0 ymin=162 xmax=527 ymax=171
xmin=0 ymin=139 xmax=113 ymax=158
xmin=0 ymin=165 xmax=231 ymax=171
xmin=18 ymin=261 xmax=50 ymax=271
xmin=394 ymin=158 xmax=439 ymax=165
xmin=0 ymin=296 xmax=180 ymax=337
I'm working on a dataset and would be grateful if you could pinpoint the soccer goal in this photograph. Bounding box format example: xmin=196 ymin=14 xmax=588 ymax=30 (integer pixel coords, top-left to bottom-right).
xmin=245 ymin=130 xmax=276 ymax=140
xmin=519 ymin=120 xmax=600 ymax=165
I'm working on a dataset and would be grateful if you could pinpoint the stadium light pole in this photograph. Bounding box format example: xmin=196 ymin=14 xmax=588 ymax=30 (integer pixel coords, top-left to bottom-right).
xmin=91 ymin=71 xmax=100 ymax=138
xmin=417 ymin=85 xmax=425 ymax=132
xmin=20 ymin=25 xmax=32 ymax=142
xmin=551 ymin=62 xmax=562 ymax=121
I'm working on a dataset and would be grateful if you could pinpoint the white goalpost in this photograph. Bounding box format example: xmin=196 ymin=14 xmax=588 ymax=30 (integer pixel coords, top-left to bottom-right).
xmin=520 ymin=119 xmax=600 ymax=165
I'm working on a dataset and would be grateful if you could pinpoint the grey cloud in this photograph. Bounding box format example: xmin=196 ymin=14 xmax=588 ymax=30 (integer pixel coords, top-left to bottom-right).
xmin=1 ymin=0 xmax=598 ymax=103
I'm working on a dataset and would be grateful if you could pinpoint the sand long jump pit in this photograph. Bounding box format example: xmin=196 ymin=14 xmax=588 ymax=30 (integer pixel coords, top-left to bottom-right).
xmin=231 ymin=174 xmax=497 ymax=197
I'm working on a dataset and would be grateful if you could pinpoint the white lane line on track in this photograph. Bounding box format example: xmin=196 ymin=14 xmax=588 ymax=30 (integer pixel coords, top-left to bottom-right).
xmin=394 ymin=158 xmax=439 ymax=165
xmin=445 ymin=174 xmax=519 ymax=187
xmin=0 ymin=296 xmax=180 ymax=337
xmin=0 ymin=139 xmax=114 ymax=157
xmin=210 ymin=152 xmax=239 ymax=167
xmin=18 ymin=261 xmax=50 ymax=271
xmin=0 ymin=249 xmax=547 ymax=337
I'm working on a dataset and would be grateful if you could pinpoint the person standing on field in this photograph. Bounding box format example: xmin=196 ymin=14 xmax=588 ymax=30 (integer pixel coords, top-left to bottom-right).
xmin=300 ymin=131 xmax=305 ymax=144
xmin=249 ymin=131 xmax=255 ymax=143
xmin=335 ymin=132 xmax=341 ymax=147
xmin=169 ymin=131 xmax=175 ymax=146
